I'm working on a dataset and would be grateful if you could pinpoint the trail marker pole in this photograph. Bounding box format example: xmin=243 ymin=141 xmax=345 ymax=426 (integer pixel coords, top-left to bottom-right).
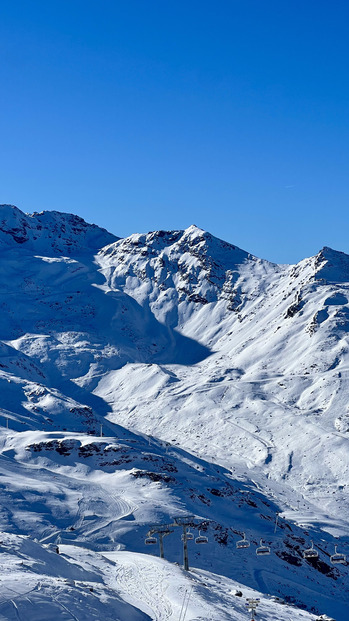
xmin=246 ymin=598 xmax=260 ymax=620
xmin=178 ymin=589 xmax=187 ymax=621
xmin=180 ymin=586 xmax=193 ymax=621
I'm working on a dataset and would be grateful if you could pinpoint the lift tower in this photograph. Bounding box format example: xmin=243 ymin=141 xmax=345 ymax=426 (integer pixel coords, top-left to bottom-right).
xmin=173 ymin=516 xmax=195 ymax=571
xmin=145 ymin=524 xmax=173 ymax=559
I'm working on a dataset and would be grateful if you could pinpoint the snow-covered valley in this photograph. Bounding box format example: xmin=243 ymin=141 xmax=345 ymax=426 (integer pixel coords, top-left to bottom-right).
xmin=0 ymin=204 xmax=348 ymax=619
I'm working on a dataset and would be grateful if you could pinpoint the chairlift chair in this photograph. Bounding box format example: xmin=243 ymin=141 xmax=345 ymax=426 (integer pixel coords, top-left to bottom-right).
xmin=236 ymin=533 xmax=250 ymax=549
xmin=330 ymin=545 xmax=346 ymax=564
xmin=195 ymin=530 xmax=208 ymax=544
xmin=256 ymin=539 xmax=270 ymax=556
xmin=303 ymin=541 xmax=318 ymax=559
xmin=186 ymin=530 xmax=194 ymax=540
xmin=145 ymin=536 xmax=157 ymax=545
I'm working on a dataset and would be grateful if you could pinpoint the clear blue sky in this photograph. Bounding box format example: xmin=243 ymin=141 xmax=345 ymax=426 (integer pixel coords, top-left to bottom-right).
xmin=1 ymin=0 xmax=348 ymax=263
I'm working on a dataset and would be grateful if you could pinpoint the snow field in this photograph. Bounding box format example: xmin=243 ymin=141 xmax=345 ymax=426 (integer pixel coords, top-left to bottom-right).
xmin=0 ymin=207 xmax=349 ymax=618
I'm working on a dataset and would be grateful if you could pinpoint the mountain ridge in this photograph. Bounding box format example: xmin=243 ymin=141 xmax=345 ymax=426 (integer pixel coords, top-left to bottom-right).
xmin=0 ymin=203 xmax=118 ymax=254
xmin=0 ymin=203 xmax=348 ymax=619
xmin=2 ymin=203 xmax=349 ymax=270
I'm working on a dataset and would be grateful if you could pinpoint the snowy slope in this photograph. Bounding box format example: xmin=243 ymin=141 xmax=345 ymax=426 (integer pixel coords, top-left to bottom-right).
xmin=0 ymin=428 xmax=342 ymax=619
xmin=0 ymin=204 xmax=348 ymax=619
xmin=95 ymin=228 xmax=349 ymax=526
xmin=0 ymin=530 xmax=319 ymax=621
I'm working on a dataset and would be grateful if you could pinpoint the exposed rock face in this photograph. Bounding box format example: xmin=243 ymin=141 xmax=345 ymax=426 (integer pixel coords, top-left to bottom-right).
xmin=0 ymin=204 xmax=118 ymax=254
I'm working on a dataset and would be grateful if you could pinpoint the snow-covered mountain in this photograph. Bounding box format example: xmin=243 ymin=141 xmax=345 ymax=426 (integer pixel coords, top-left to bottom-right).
xmin=0 ymin=203 xmax=348 ymax=620
xmin=0 ymin=204 xmax=118 ymax=253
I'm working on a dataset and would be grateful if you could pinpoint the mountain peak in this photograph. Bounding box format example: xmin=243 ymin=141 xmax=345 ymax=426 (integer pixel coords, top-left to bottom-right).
xmin=0 ymin=203 xmax=23 ymax=214
xmin=184 ymin=223 xmax=205 ymax=234
xmin=0 ymin=204 xmax=118 ymax=255
xmin=314 ymin=245 xmax=349 ymax=282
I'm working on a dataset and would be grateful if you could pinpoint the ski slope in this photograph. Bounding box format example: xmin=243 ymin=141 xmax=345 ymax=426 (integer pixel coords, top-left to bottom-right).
xmin=0 ymin=531 xmax=320 ymax=621
xmin=0 ymin=204 xmax=348 ymax=619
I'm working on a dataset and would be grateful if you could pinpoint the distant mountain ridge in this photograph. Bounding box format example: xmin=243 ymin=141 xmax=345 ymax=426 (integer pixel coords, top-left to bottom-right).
xmin=0 ymin=204 xmax=118 ymax=254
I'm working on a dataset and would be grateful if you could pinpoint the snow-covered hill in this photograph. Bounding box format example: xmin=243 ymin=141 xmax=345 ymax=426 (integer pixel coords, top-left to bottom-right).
xmin=0 ymin=203 xmax=348 ymax=620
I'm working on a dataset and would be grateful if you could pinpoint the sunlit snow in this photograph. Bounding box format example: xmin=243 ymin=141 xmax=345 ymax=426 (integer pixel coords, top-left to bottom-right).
xmin=0 ymin=204 xmax=347 ymax=620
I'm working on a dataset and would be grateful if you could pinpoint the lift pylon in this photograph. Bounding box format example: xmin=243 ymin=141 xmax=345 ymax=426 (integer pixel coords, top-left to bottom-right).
xmin=145 ymin=524 xmax=173 ymax=559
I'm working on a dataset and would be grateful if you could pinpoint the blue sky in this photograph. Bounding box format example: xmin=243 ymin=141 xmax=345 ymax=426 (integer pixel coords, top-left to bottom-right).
xmin=1 ymin=0 xmax=348 ymax=263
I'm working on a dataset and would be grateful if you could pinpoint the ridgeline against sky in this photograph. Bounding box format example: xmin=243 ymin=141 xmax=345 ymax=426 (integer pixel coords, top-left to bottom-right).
xmin=1 ymin=1 xmax=348 ymax=263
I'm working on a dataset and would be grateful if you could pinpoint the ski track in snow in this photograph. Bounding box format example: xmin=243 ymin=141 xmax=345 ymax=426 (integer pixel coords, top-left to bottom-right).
xmin=112 ymin=558 xmax=173 ymax=620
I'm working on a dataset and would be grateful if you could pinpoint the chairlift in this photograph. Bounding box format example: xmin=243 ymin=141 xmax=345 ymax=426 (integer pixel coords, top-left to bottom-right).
xmin=236 ymin=533 xmax=250 ymax=549
xmin=195 ymin=530 xmax=208 ymax=544
xmin=186 ymin=529 xmax=194 ymax=540
xmin=256 ymin=539 xmax=270 ymax=556
xmin=330 ymin=545 xmax=346 ymax=565
xmin=145 ymin=536 xmax=157 ymax=545
xmin=303 ymin=541 xmax=318 ymax=559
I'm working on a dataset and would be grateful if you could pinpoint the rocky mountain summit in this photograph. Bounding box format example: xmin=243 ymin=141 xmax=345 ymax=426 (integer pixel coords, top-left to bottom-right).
xmin=0 ymin=203 xmax=117 ymax=253
xmin=0 ymin=203 xmax=348 ymax=619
